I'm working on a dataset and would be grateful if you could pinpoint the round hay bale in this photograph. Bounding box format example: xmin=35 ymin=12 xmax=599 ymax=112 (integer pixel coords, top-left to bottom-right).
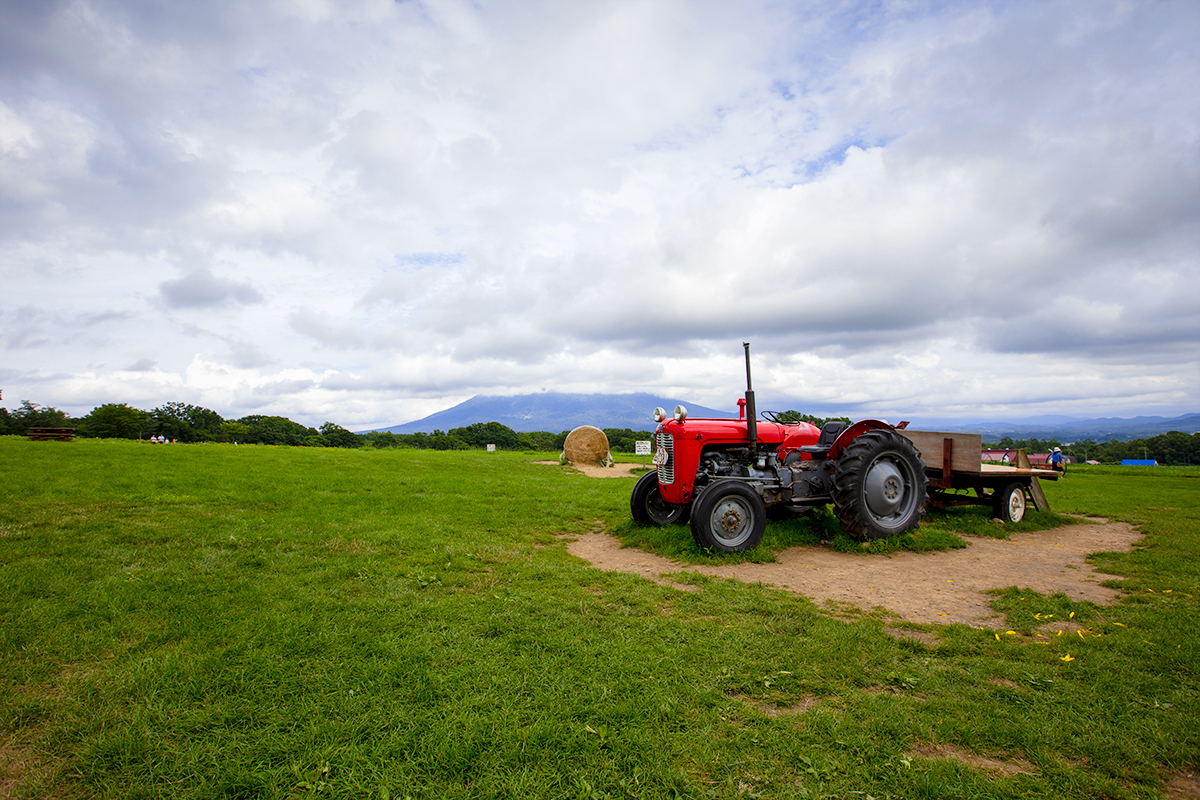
xmin=562 ymin=425 xmax=611 ymax=466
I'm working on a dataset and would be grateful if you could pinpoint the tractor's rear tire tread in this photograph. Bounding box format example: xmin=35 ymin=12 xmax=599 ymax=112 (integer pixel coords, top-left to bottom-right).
xmin=831 ymin=429 xmax=928 ymax=541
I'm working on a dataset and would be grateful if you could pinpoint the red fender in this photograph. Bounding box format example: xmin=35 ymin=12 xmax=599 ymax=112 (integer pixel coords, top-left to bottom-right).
xmin=828 ymin=419 xmax=893 ymax=461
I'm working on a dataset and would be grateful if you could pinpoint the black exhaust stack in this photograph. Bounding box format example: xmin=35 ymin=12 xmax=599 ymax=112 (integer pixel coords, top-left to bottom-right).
xmin=743 ymin=342 xmax=757 ymax=451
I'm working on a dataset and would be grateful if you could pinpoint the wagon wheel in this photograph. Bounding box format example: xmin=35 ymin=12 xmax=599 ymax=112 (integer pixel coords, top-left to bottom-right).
xmin=993 ymin=482 xmax=1027 ymax=523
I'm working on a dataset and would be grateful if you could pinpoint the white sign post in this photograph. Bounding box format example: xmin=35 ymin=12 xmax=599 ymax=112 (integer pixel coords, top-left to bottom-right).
xmin=486 ymin=444 xmax=496 ymax=453
xmin=635 ymin=439 xmax=652 ymax=468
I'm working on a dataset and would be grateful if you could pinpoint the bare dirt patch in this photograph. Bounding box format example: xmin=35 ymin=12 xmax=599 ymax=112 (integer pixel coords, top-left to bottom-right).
xmin=736 ymin=694 xmax=821 ymax=718
xmin=1165 ymin=769 xmax=1200 ymax=799
xmin=908 ymin=742 xmax=1036 ymax=777
xmin=566 ymin=521 xmax=1143 ymax=626
xmin=1 ymin=729 xmax=60 ymax=800
xmin=535 ymin=461 xmax=646 ymax=479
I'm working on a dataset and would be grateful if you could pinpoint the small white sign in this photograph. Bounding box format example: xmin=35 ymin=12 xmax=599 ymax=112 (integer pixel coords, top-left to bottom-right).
xmin=635 ymin=440 xmax=652 ymax=456
xmin=486 ymin=444 xmax=496 ymax=452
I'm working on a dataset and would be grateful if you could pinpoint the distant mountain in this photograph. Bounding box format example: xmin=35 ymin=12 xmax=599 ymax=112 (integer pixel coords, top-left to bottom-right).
xmin=362 ymin=393 xmax=739 ymax=434
xmin=362 ymin=393 xmax=1199 ymax=442
xmin=921 ymin=413 xmax=1200 ymax=442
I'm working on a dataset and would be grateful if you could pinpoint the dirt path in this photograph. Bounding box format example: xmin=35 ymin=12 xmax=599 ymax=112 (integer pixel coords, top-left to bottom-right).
xmin=536 ymin=461 xmax=646 ymax=478
xmin=566 ymin=521 xmax=1143 ymax=627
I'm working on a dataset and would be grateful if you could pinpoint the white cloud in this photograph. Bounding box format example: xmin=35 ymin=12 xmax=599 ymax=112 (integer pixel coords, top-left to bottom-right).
xmin=288 ymin=308 xmax=365 ymax=349
xmin=1 ymin=0 xmax=1197 ymax=427
xmin=159 ymin=269 xmax=264 ymax=309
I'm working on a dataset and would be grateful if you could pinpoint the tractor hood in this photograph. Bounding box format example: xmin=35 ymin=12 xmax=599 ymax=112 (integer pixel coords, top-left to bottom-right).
xmin=661 ymin=417 xmax=820 ymax=447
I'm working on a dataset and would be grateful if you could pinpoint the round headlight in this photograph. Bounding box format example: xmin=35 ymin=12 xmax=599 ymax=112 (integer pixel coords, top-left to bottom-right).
xmin=673 ymin=405 xmax=688 ymax=422
xmin=653 ymin=407 xmax=667 ymax=423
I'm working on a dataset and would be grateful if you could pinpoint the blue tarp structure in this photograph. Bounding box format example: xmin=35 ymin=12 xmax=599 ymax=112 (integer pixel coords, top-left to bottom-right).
xmin=1121 ymin=459 xmax=1158 ymax=466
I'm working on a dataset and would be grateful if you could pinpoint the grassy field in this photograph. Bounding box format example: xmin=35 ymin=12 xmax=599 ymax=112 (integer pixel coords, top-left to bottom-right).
xmin=1 ymin=439 xmax=1197 ymax=799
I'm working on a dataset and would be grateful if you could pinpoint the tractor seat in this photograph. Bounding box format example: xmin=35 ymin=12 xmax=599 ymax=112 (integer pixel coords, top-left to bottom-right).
xmin=797 ymin=420 xmax=849 ymax=456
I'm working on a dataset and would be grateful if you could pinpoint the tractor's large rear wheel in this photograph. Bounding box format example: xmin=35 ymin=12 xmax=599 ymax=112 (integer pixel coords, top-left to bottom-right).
xmin=630 ymin=471 xmax=690 ymax=525
xmin=831 ymin=430 xmax=928 ymax=540
xmin=689 ymin=480 xmax=766 ymax=552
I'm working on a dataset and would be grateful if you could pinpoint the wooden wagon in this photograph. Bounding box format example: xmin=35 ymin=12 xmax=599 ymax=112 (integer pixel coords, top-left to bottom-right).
xmin=897 ymin=430 xmax=1059 ymax=523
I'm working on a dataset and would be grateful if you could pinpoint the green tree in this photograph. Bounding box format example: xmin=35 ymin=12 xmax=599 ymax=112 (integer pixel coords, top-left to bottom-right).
xmin=186 ymin=405 xmax=225 ymax=441
xmin=448 ymin=421 xmax=521 ymax=450
xmin=319 ymin=422 xmax=363 ymax=448
xmin=371 ymin=431 xmax=400 ymax=449
xmin=146 ymin=402 xmax=226 ymax=443
xmin=1063 ymin=439 xmax=1097 ymax=463
xmin=602 ymin=428 xmax=646 ymax=453
xmin=401 ymin=430 xmax=471 ymax=450
xmin=84 ymin=404 xmax=148 ymax=439
xmin=147 ymin=403 xmax=193 ymax=442
xmin=222 ymin=422 xmax=251 ymax=442
xmin=517 ymin=431 xmax=560 ymax=451
xmin=779 ymin=411 xmax=853 ymax=428
xmin=6 ymin=401 xmax=70 ymax=435
xmin=235 ymin=415 xmax=318 ymax=446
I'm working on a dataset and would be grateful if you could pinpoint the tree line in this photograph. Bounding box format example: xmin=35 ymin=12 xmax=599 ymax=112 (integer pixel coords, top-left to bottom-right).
xmin=985 ymin=432 xmax=1200 ymax=466
xmin=12 ymin=397 xmax=1190 ymax=463
xmin=0 ymin=400 xmax=666 ymax=454
xmin=359 ymin=423 xmax=659 ymax=453
xmin=0 ymin=400 xmax=364 ymax=448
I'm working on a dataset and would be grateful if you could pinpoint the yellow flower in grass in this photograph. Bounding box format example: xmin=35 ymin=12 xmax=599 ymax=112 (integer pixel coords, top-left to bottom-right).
xmin=1060 ymin=654 xmax=1075 ymax=662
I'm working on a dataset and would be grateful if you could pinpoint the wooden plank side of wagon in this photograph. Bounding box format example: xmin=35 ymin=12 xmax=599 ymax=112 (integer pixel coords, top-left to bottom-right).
xmin=898 ymin=430 xmax=1057 ymax=512
xmin=896 ymin=430 xmax=983 ymax=473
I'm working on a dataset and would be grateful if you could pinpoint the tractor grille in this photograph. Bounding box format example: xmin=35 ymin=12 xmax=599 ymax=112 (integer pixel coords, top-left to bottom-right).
xmin=656 ymin=431 xmax=674 ymax=484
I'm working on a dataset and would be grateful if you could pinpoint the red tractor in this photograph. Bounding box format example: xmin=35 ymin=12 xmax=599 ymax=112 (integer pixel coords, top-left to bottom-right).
xmin=630 ymin=344 xmax=928 ymax=551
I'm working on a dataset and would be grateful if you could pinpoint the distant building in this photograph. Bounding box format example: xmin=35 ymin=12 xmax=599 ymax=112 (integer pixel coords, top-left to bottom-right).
xmin=1121 ymin=459 xmax=1158 ymax=466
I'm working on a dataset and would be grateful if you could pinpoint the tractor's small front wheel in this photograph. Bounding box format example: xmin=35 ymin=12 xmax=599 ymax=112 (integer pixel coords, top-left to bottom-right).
xmin=689 ymin=480 xmax=766 ymax=552
xmin=630 ymin=471 xmax=689 ymax=526
xmin=994 ymin=482 xmax=1027 ymax=523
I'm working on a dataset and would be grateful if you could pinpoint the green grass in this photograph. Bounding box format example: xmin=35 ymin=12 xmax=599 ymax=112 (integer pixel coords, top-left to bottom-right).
xmin=1 ymin=439 xmax=1197 ymax=799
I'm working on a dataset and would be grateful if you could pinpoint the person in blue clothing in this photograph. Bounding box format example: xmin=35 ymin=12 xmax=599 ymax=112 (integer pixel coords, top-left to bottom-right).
xmin=1050 ymin=447 xmax=1064 ymax=474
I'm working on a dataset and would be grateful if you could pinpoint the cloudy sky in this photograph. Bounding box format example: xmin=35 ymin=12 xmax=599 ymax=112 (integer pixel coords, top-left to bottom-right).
xmin=2 ymin=0 xmax=1197 ymax=429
